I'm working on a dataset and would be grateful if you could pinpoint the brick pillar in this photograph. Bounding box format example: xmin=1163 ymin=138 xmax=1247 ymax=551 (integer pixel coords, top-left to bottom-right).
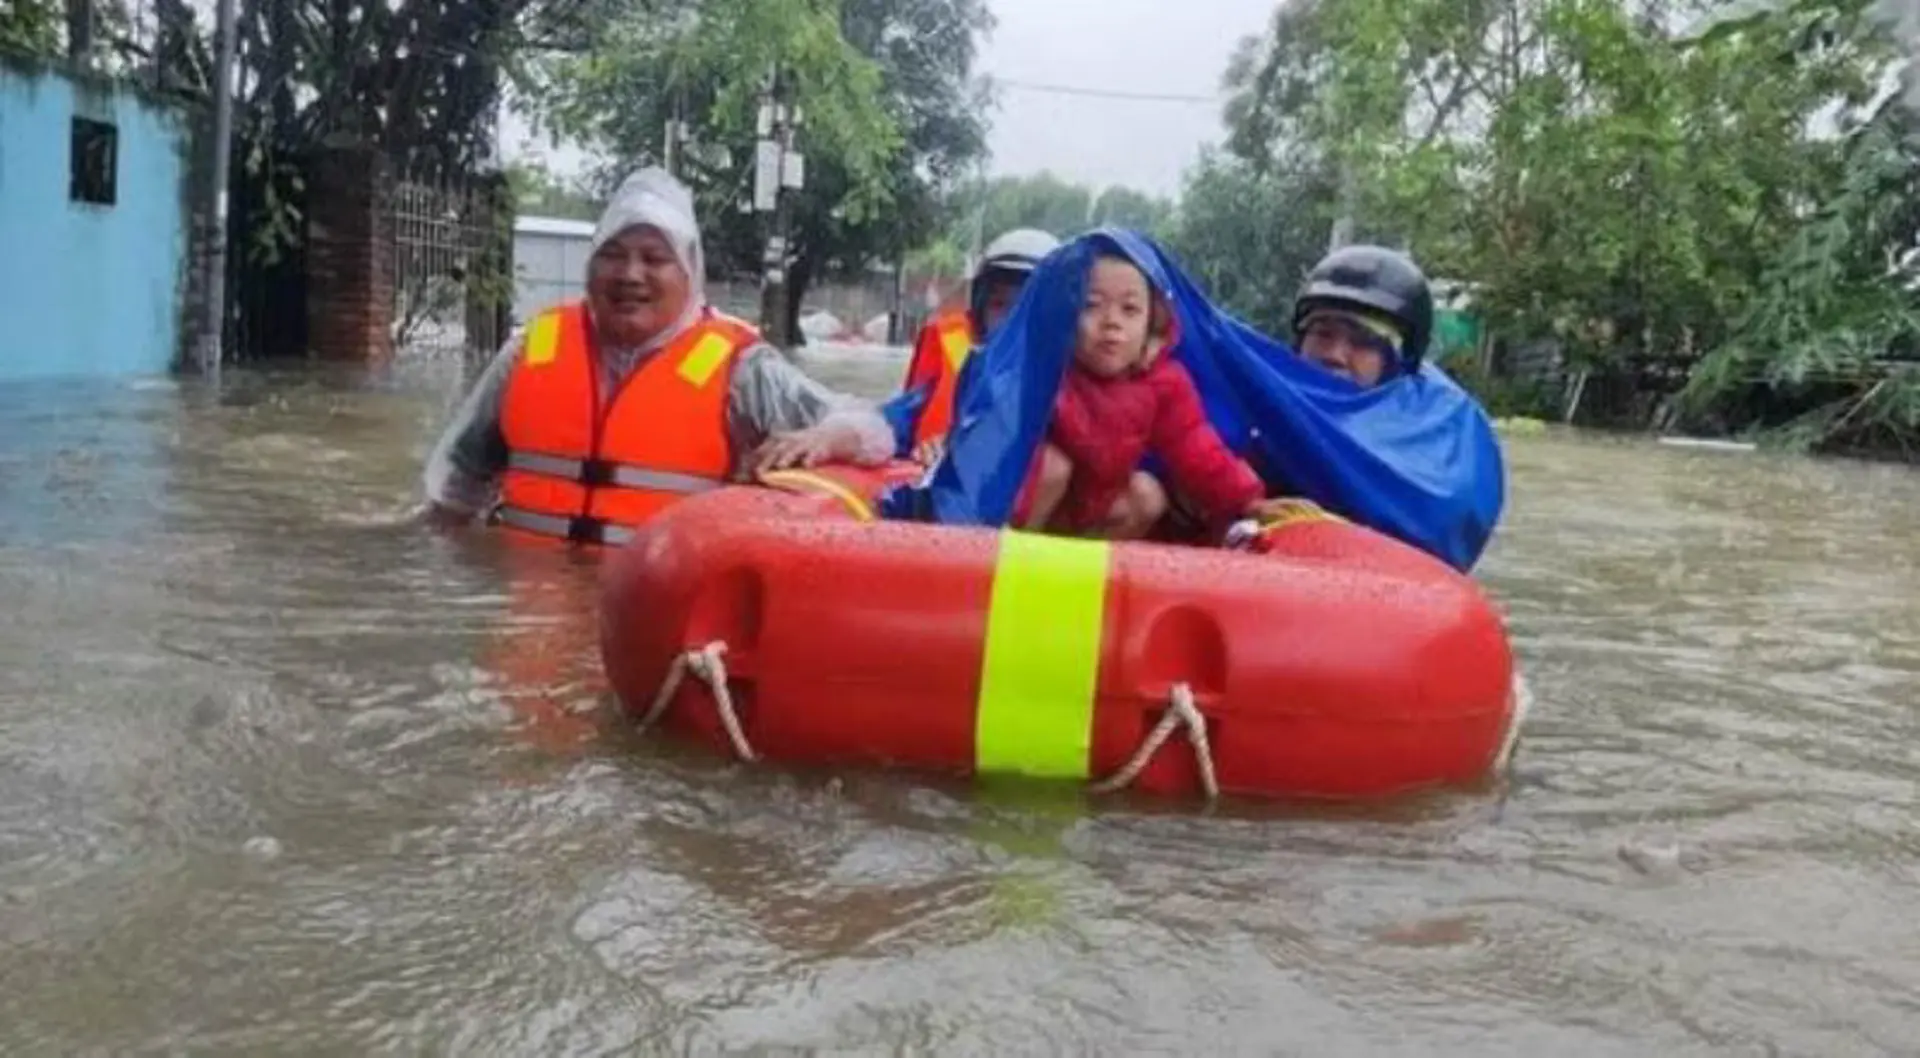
xmin=305 ymin=146 xmax=394 ymax=360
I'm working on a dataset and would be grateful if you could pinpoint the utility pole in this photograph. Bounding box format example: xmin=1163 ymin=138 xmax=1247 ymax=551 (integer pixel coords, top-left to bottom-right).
xmin=198 ymin=0 xmax=238 ymax=376
xmin=753 ymin=67 xmax=804 ymax=349
xmin=662 ymin=92 xmax=689 ymax=178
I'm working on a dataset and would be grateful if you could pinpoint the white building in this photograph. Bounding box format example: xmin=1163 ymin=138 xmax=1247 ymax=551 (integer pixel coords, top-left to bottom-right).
xmin=510 ymin=214 xmax=596 ymax=325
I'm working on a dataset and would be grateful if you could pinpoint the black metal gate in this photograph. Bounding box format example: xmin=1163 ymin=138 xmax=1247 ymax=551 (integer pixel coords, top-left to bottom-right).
xmin=388 ymin=169 xmax=512 ymax=360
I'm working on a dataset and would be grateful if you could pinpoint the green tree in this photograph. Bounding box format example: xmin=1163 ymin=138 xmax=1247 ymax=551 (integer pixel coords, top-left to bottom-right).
xmin=0 ymin=0 xmax=64 ymax=58
xmin=1090 ymin=186 xmax=1176 ymax=236
xmin=534 ymin=0 xmax=992 ymax=342
xmin=936 ymin=171 xmax=1174 ymax=256
xmin=505 ymin=160 xmax=601 ymax=221
xmin=955 ymin=172 xmax=1094 ymax=243
xmin=1677 ymin=0 xmax=1920 ymax=452
xmin=1164 ymin=149 xmax=1334 ymax=335
xmin=1203 ymin=0 xmax=1892 ymax=437
xmin=42 ymin=0 xmax=573 ymax=358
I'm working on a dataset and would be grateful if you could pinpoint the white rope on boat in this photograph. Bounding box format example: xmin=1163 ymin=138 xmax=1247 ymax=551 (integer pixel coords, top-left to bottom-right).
xmin=1494 ymin=669 xmax=1533 ymax=776
xmin=637 ymin=640 xmax=758 ymax=762
xmin=1089 ymin=682 xmax=1219 ymax=800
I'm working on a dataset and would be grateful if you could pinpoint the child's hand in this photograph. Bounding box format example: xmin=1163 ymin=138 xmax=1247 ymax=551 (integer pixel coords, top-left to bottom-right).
xmin=910 ymin=437 xmax=946 ymax=467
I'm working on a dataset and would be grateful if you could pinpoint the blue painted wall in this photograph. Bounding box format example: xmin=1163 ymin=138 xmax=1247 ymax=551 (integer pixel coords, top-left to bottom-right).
xmin=0 ymin=63 xmax=193 ymax=381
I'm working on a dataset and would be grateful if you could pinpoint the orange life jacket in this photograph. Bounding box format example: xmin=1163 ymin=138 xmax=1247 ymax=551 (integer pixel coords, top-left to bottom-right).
xmin=496 ymin=301 xmax=759 ymax=545
xmin=902 ymin=307 xmax=975 ymax=445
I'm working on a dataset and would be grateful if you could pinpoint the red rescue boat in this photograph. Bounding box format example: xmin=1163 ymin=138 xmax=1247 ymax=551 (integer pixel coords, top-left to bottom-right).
xmin=599 ymin=464 xmax=1520 ymax=801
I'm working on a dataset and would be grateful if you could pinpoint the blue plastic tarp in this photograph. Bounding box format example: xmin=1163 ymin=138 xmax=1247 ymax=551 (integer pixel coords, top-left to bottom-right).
xmin=876 ymin=228 xmax=1507 ymax=571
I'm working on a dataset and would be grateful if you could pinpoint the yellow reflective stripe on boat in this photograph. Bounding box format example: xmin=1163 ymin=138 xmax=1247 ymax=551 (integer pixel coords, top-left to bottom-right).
xmin=975 ymin=531 xmax=1111 ymax=779
xmin=758 ymin=469 xmax=875 ymax=522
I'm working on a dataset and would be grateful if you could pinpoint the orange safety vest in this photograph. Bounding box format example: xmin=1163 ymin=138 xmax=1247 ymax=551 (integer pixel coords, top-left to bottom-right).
xmin=496 ymin=301 xmax=760 ymax=545
xmin=902 ymin=307 xmax=975 ymax=445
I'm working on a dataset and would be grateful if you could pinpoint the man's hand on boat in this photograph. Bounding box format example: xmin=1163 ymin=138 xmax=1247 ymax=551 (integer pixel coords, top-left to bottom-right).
xmin=749 ymin=420 xmax=868 ymax=476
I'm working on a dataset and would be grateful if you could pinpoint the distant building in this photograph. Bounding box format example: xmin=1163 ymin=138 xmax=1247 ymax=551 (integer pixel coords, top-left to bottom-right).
xmin=510 ymin=214 xmax=595 ymax=326
xmin=512 ymin=214 xmax=906 ymax=345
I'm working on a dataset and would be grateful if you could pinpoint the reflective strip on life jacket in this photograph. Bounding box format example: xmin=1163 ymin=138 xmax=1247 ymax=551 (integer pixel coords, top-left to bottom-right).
xmin=504 ymin=451 xmax=726 ymax=496
xmin=973 ymin=530 xmax=1112 ymax=779
xmin=495 ymin=506 xmax=638 ymax=546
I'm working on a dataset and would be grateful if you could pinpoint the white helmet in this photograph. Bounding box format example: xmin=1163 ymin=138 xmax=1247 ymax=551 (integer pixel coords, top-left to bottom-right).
xmin=974 ymin=228 xmax=1061 ymax=278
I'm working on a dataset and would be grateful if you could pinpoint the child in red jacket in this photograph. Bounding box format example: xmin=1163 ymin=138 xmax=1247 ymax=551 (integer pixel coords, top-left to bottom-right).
xmin=1012 ymin=252 xmax=1288 ymax=539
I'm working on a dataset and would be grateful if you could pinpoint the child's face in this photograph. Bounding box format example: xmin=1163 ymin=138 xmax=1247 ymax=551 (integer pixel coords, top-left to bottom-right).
xmin=1075 ymin=257 xmax=1154 ymax=378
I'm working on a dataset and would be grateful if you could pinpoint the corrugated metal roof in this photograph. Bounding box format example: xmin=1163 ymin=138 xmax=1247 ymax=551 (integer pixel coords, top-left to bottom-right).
xmin=515 ymin=215 xmax=596 ymax=238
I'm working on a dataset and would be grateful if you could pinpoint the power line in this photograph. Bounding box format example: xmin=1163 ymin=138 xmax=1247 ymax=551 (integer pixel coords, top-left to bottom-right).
xmin=992 ymin=77 xmax=1221 ymax=105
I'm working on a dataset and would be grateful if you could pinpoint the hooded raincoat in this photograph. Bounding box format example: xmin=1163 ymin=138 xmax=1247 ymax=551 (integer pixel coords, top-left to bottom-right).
xmin=422 ymin=168 xmax=894 ymax=518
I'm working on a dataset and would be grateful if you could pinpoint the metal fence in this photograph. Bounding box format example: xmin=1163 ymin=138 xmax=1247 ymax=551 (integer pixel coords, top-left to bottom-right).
xmin=389 ymin=170 xmax=508 ymax=359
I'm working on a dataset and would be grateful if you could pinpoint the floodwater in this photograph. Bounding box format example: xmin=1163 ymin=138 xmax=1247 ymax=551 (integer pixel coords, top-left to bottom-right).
xmin=1 ymin=348 xmax=1916 ymax=1056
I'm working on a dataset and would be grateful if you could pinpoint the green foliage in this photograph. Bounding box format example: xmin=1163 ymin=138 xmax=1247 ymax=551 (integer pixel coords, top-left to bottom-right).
xmin=505 ymin=160 xmax=601 ymax=221
xmin=1 ymin=0 xmax=208 ymax=93
xmin=905 ymin=236 xmax=966 ymax=280
xmin=534 ymin=0 xmax=991 ymax=315
xmin=940 ymin=171 xmax=1173 ymax=247
xmin=1192 ymin=0 xmax=1919 ymax=455
xmin=0 ymin=0 xmax=64 ymax=59
xmin=573 ymin=0 xmax=901 ymax=217
xmin=1162 ymin=150 xmax=1333 ymax=335
xmin=1443 ymin=353 xmax=1565 ymax=420
xmin=1091 ymin=185 xmax=1177 ymax=235
xmin=961 ymin=172 xmax=1093 ymax=238
xmin=1680 ymin=99 xmax=1920 ymax=452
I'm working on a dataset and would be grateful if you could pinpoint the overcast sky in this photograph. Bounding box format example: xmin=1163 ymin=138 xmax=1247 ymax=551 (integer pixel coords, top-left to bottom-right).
xmin=974 ymin=0 xmax=1277 ymax=196
xmin=503 ymin=0 xmax=1280 ymax=199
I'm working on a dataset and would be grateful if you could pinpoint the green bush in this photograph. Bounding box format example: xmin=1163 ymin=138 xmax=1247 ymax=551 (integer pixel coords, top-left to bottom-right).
xmin=1441 ymin=354 xmax=1560 ymax=420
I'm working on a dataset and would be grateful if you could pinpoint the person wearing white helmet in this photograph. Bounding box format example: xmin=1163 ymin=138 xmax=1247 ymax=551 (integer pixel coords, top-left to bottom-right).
xmin=897 ymin=227 xmax=1061 ymax=457
xmin=966 ymin=227 xmax=1061 ymax=337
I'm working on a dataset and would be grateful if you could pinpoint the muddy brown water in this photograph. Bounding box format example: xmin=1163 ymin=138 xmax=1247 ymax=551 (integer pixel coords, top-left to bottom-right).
xmin=1 ymin=350 xmax=1915 ymax=1055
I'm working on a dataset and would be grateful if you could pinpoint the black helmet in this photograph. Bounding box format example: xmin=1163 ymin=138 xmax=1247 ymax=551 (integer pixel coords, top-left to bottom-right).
xmin=1293 ymin=245 xmax=1435 ymax=371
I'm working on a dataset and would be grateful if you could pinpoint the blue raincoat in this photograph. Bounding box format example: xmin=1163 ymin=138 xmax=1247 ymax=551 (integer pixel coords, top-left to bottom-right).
xmin=876 ymin=229 xmax=1506 ymax=571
